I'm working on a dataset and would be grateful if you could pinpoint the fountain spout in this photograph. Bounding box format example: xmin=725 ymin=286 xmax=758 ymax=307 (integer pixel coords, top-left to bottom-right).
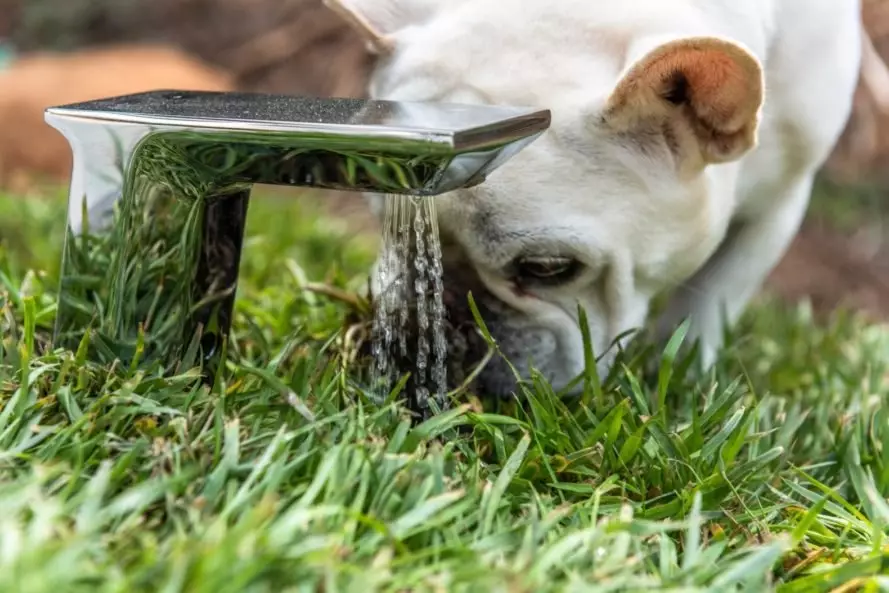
xmin=45 ymin=89 xmax=550 ymax=377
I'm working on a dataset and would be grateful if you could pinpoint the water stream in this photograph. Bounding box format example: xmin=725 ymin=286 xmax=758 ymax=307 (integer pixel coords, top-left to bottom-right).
xmin=371 ymin=194 xmax=447 ymax=413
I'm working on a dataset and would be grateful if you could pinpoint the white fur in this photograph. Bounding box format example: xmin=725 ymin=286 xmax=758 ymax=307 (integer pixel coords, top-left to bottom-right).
xmin=329 ymin=0 xmax=862 ymax=394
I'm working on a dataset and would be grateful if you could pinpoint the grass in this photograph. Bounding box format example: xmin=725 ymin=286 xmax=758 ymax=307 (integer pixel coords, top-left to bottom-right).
xmin=0 ymin=185 xmax=887 ymax=592
xmin=52 ymin=133 xmax=446 ymax=372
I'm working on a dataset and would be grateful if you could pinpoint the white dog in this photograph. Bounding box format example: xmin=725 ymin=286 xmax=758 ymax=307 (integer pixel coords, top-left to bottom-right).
xmin=326 ymin=0 xmax=863 ymax=396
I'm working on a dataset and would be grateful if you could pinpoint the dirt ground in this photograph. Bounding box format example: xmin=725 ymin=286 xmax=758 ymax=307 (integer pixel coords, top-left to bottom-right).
xmin=768 ymin=221 xmax=889 ymax=320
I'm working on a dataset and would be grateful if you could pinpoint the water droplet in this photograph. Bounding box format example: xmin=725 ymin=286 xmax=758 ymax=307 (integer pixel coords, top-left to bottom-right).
xmin=371 ymin=194 xmax=448 ymax=412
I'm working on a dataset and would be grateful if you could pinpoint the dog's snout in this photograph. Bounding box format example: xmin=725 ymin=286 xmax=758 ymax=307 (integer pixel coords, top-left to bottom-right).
xmin=436 ymin=260 xmax=529 ymax=398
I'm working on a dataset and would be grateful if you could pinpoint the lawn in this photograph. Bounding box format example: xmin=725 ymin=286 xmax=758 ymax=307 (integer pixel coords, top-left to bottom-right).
xmin=0 ymin=185 xmax=887 ymax=592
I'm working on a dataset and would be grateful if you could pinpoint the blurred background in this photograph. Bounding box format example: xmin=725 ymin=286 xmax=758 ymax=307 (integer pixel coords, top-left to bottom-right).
xmin=2 ymin=0 xmax=889 ymax=321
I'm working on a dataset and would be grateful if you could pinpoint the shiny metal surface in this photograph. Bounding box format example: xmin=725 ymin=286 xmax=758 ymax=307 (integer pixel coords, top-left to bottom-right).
xmin=45 ymin=89 xmax=550 ymax=378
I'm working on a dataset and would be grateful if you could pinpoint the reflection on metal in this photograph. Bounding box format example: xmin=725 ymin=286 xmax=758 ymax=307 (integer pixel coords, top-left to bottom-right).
xmin=45 ymin=89 xmax=551 ymax=379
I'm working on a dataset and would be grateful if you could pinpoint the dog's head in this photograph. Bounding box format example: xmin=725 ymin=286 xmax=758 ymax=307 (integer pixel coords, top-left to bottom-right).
xmin=329 ymin=0 xmax=765 ymax=396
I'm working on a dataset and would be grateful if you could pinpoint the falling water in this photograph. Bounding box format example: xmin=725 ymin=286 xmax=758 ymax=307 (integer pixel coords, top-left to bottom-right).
xmin=371 ymin=194 xmax=448 ymax=413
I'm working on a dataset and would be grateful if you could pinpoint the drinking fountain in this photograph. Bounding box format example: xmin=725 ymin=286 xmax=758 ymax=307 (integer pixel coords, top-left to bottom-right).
xmin=45 ymin=89 xmax=551 ymax=380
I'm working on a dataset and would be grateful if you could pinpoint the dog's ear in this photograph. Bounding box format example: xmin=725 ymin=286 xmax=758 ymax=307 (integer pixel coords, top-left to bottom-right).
xmin=604 ymin=36 xmax=764 ymax=170
xmin=324 ymin=0 xmax=440 ymax=54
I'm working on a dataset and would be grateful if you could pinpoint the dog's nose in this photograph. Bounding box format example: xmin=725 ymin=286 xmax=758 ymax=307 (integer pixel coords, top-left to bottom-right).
xmin=437 ymin=263 xmax=512 ymax=385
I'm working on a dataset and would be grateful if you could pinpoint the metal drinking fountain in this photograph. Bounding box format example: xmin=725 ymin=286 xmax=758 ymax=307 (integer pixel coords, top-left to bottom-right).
xmin=44 ymin=89 xmax=551 ymax=379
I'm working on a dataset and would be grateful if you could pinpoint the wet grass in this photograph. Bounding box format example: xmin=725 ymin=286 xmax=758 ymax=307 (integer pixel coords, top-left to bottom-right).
xmin=0 ymin=186 xmax=887 ymax=592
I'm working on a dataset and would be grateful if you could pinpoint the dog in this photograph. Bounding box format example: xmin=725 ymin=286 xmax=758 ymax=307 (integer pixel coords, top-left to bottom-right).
xmin=326 ymin=0 xmax=863 ymax=397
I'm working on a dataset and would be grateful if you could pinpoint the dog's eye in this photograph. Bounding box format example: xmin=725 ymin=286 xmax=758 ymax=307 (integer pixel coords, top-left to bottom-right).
xmin=513 ymin=256 xmax=581 ymax=285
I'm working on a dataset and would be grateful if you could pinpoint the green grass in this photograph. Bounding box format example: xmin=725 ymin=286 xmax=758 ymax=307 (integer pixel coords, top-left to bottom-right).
xmin=0 ymin=186 xmax=887 ymax=592
xmin=808 ymin=173 xmax=889 ymax=235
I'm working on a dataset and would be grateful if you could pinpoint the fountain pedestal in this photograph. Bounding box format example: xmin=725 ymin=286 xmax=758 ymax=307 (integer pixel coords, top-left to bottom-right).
xmin=45 ymin=89 xmax=550 ymax=379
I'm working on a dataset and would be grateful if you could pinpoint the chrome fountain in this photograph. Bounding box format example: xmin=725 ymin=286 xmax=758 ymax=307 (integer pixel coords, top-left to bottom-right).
xmin=45 ymin=89 xmax=551 ymax=379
